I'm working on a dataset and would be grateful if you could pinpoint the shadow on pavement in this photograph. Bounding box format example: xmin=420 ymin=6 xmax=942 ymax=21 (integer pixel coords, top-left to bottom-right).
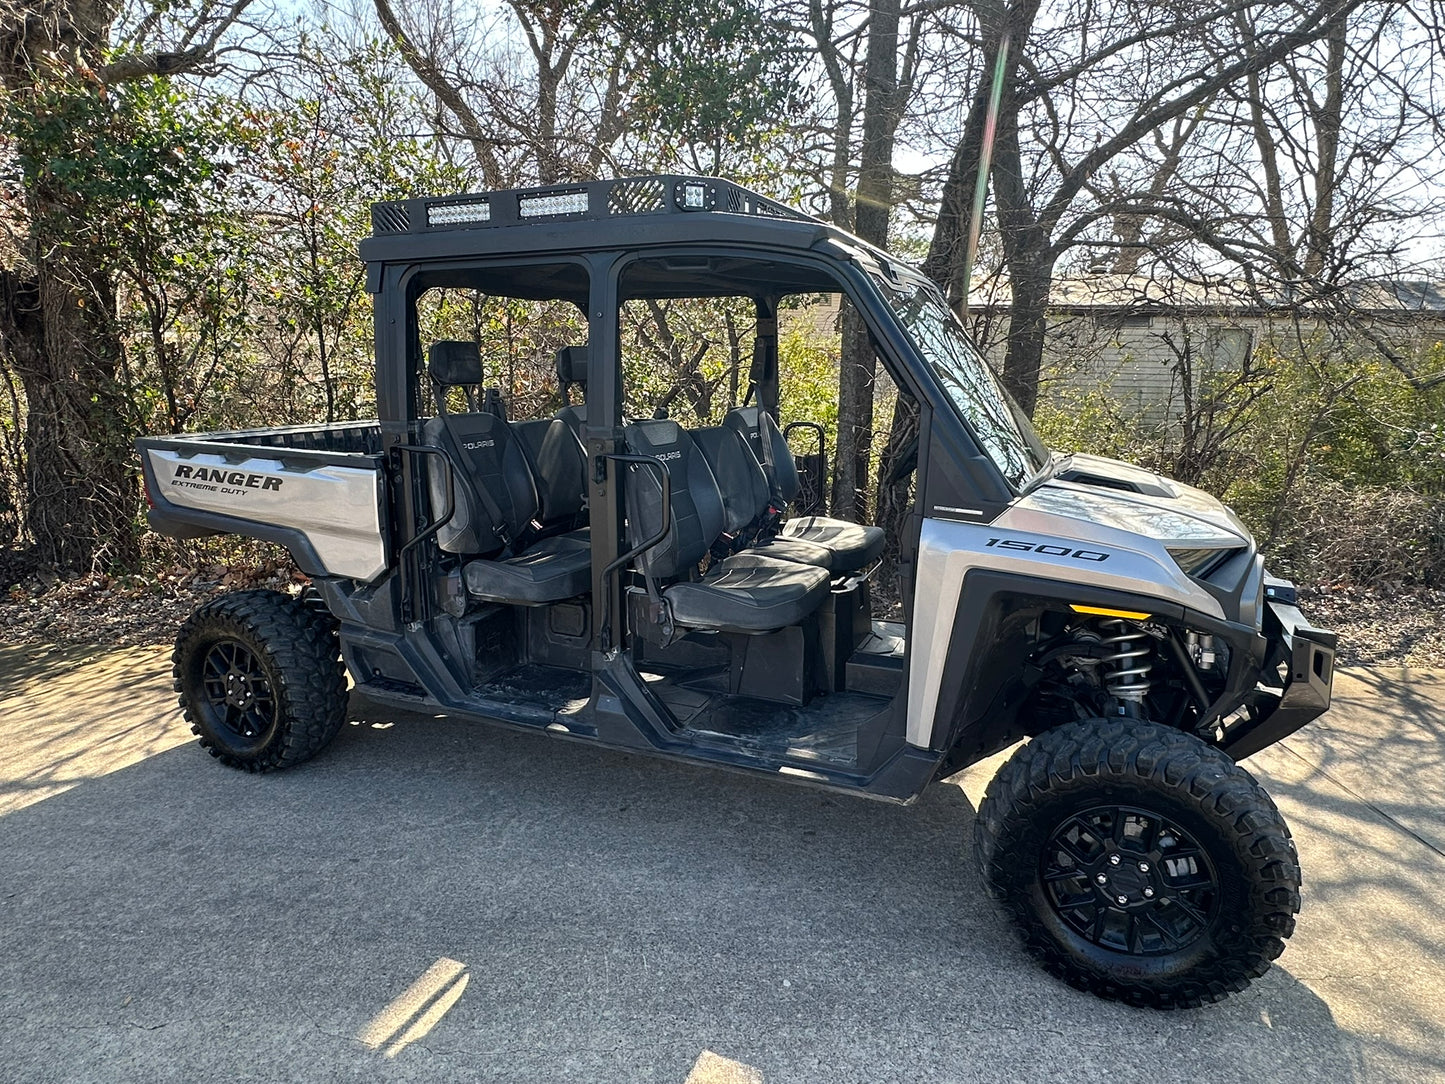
xmin=0 ymin=683 xmax=1376 ymax=1084
xmin=1247 ymin=668 xmax=1445 ymax=1084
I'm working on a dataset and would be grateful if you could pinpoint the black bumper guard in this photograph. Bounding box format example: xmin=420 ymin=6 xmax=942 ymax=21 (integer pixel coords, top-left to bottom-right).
xmin=1219 ymin=583 xmax=1337 ymax=760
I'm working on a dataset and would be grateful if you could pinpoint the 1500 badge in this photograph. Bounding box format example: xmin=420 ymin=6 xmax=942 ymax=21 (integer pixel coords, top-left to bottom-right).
xmin=985 ymin=537 xmax=1109 ymax=562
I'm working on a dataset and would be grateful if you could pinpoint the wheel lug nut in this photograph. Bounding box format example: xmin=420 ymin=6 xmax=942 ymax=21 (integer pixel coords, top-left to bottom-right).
xmin=1116 ymin=895 xmax=1128 ymax=905
xmin=1144 ymin=888 xmax=1154 ymax=898
xmin=1095 ymin=873 xmax=1107 ymax=884
xmin=1108 ymin=854 xmax=1121 ymax=866
xmin=1138 ymin=862 xmax=1150 ymax=872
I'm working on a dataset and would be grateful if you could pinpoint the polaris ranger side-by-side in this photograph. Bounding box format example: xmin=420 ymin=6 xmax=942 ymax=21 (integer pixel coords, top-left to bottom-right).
xmin=138 ymin=176 xmax=1336 ymax=1009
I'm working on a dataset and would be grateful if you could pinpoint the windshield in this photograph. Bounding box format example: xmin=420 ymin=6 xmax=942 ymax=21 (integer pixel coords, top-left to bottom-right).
xmin=877 ymin=274 xmax=1049 ymax=489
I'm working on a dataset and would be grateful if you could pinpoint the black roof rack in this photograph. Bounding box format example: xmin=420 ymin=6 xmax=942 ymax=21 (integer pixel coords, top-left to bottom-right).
xmin=369 ymin=175 xmax=811 ymax=238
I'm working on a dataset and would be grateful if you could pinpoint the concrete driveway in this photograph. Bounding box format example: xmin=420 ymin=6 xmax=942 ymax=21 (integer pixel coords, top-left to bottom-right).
xmin=2 ymin=640 xmax=1443 ymax=1083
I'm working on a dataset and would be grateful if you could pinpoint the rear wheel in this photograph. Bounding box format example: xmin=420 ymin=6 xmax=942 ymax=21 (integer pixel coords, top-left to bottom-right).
xmin=974 ymin=718 xmax=1300 ymax=1009
xmin=173 ymin=589 xmax=347 ymax=772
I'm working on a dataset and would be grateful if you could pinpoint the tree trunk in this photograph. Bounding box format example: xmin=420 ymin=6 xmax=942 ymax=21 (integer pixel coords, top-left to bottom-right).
xmin=831 ymin=0 xmax=900 ymax=522
xmin=832 ymin=301 xmax=875 ymax=520
xmin=0 ymin=6 xmax=141 ymax=572
xmin=0 ymin=264 xmax=137 ymax=571
xmin=990 ymin=73 xmax=1052 ymax=416
xmin=1303 ymin=9 xmax=1348 ymax=282
xmin=997 ymin=259 xmax=1053 ymax=416
xmin=922 ymin=0 xmax=1041 ymax=302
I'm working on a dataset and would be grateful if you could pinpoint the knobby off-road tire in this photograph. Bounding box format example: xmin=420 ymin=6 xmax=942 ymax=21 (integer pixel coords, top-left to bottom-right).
xmin=974 ymin=718 xmax=1300 ymax=1009
xmin=173 ymin=589 xmax=348 ymax=772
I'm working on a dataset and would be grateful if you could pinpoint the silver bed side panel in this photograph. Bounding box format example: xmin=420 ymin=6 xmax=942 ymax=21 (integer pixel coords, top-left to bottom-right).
xmin=145 ymin=447 xmax=388 ymax=582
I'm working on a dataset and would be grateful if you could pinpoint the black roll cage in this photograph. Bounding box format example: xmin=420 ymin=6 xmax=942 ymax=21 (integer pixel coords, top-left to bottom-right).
xmin=367 ymin=235 xmax=1020 ymax=651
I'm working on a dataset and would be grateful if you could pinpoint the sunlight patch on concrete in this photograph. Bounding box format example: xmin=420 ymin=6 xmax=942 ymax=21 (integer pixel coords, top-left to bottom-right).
xmin=684 ymin=1049 xmax=765 ymax=1084
xmin=357 ymin=956 xmax=470 ymax=1058
xmin=942 ymin=741 xmax=1018 ymax=810
xmin=0 ymin=642 xmax=192 ymax=817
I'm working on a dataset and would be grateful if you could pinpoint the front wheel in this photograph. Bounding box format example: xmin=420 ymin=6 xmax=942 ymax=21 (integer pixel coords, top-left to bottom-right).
xmin=974 ymin=718 xmax=1301 ymax=1009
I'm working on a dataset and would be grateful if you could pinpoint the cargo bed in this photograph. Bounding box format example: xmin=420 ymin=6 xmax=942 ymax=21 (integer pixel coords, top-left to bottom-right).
xmin=137 ymin=420 xmax=391 ymax=582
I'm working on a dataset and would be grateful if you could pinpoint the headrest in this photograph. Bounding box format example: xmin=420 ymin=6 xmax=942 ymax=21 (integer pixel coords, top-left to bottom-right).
xmin=555 ymin=345 xmax=588 ymax=389
xmin=726 ymin=405 xmax=761 ymax=431
xmin=625 ymin=418 xmax=684 ymax=456
xmin=429 ymin=341 xmax=483 ymax=385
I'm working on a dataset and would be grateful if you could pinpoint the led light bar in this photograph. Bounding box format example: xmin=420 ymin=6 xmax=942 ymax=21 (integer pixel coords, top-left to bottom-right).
xmin=427 ymin=199 xmax=491 ymax=226
xmin=518 ymin=190 xmax=589 ymax=218
xmin=370 ymin=176 xmax=814 ymax=239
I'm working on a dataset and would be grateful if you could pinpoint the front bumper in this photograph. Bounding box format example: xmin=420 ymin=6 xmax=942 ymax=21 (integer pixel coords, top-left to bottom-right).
xmin=1218 ymin=576 xmax=1337 ymax=760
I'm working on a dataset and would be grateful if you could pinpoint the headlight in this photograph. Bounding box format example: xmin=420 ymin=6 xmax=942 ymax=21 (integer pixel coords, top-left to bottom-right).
xmin=1167 ymin=546 xmax=1239 ymax=576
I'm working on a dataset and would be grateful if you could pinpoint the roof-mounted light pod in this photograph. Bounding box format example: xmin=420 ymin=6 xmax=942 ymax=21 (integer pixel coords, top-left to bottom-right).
xmin=676 ymin=181 xmax=715 ymax=211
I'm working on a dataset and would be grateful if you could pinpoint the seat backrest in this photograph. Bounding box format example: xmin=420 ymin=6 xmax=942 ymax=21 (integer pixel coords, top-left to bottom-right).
xmin=723 ymin=406 xmax=800 ymax=506
xmin=554 ymin=345 xmax=589 ymax=440
xmin=423 ymin=341 xmax=538 ymax=556
xmin=692 ymin=425 xmax=769 ymax=535
xmin=513 ymin=417 xmax=588 ymax=526
xmin=623 ymin=420 xmax=726 ymax=580
xmin=556 ymin=401 xmax=588 ymax=438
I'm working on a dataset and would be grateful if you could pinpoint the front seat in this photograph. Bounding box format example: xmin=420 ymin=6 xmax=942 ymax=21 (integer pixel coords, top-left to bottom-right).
xmin=691 ymin=424 xmax=834 ymax=569
xmin=722 ymin=406 xmax=885 ymax=572
xmin=623 ymin=419 xmax=830 ymax=633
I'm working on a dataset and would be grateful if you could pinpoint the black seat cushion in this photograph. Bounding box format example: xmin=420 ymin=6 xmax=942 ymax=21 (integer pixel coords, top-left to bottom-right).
xmin=462 ymin=530 xmax=591 ymax=604
xmin=665 ymin=553 xmax=830 ymax=632
xmin=779 ymin=517 xmax=886 ymax=571
xmin=514 ymin=417 xmax=588 ymax=526
xmin=749 ymin=533 xmax=837 ymax=568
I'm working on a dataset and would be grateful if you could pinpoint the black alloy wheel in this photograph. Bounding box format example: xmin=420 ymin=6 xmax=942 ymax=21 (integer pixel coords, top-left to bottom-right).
xmin=1042 ymin=804 xmax=1219 ymax=957
xmin=974 ymin=717 xmax=1301 ymax=1009
xmin=173 ymin=589 xmax=349 ymax=772
xmin=197 ymin=639 xmax=279 ymax=752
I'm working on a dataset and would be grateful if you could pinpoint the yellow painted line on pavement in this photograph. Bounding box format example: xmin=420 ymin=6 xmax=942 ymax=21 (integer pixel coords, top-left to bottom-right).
xmin=357 ymin=956 xmax=469 ymax=1057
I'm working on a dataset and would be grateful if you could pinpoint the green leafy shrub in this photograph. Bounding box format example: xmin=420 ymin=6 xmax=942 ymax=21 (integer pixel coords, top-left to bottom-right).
xmin=1036 ymin=332 xmax=1445 ymax=588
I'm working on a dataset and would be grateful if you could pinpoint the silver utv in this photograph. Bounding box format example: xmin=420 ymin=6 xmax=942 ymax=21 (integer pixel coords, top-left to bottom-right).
xmin=141 ymin=176 xmax=1334 ymax=1010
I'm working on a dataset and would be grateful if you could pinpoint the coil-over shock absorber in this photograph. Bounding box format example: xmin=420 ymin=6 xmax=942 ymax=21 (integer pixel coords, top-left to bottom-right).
xmin=1099 ymin=618 xmax=1152 ymax=713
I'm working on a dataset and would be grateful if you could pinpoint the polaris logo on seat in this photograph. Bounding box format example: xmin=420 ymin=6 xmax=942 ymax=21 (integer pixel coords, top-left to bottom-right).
xmin=463 ymin=439 xmax=495 ymax=450
xmin=655 ymin=449 xmax=682 ymax=462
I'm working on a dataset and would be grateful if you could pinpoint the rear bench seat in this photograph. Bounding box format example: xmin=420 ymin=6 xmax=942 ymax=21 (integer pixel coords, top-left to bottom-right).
xmin=422 ymin=341 xmax=591 ymax=605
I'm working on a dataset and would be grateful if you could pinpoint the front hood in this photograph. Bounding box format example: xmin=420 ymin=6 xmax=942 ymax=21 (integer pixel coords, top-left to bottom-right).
xmin=1019 ymin=453 xmax=1252 ymax=550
